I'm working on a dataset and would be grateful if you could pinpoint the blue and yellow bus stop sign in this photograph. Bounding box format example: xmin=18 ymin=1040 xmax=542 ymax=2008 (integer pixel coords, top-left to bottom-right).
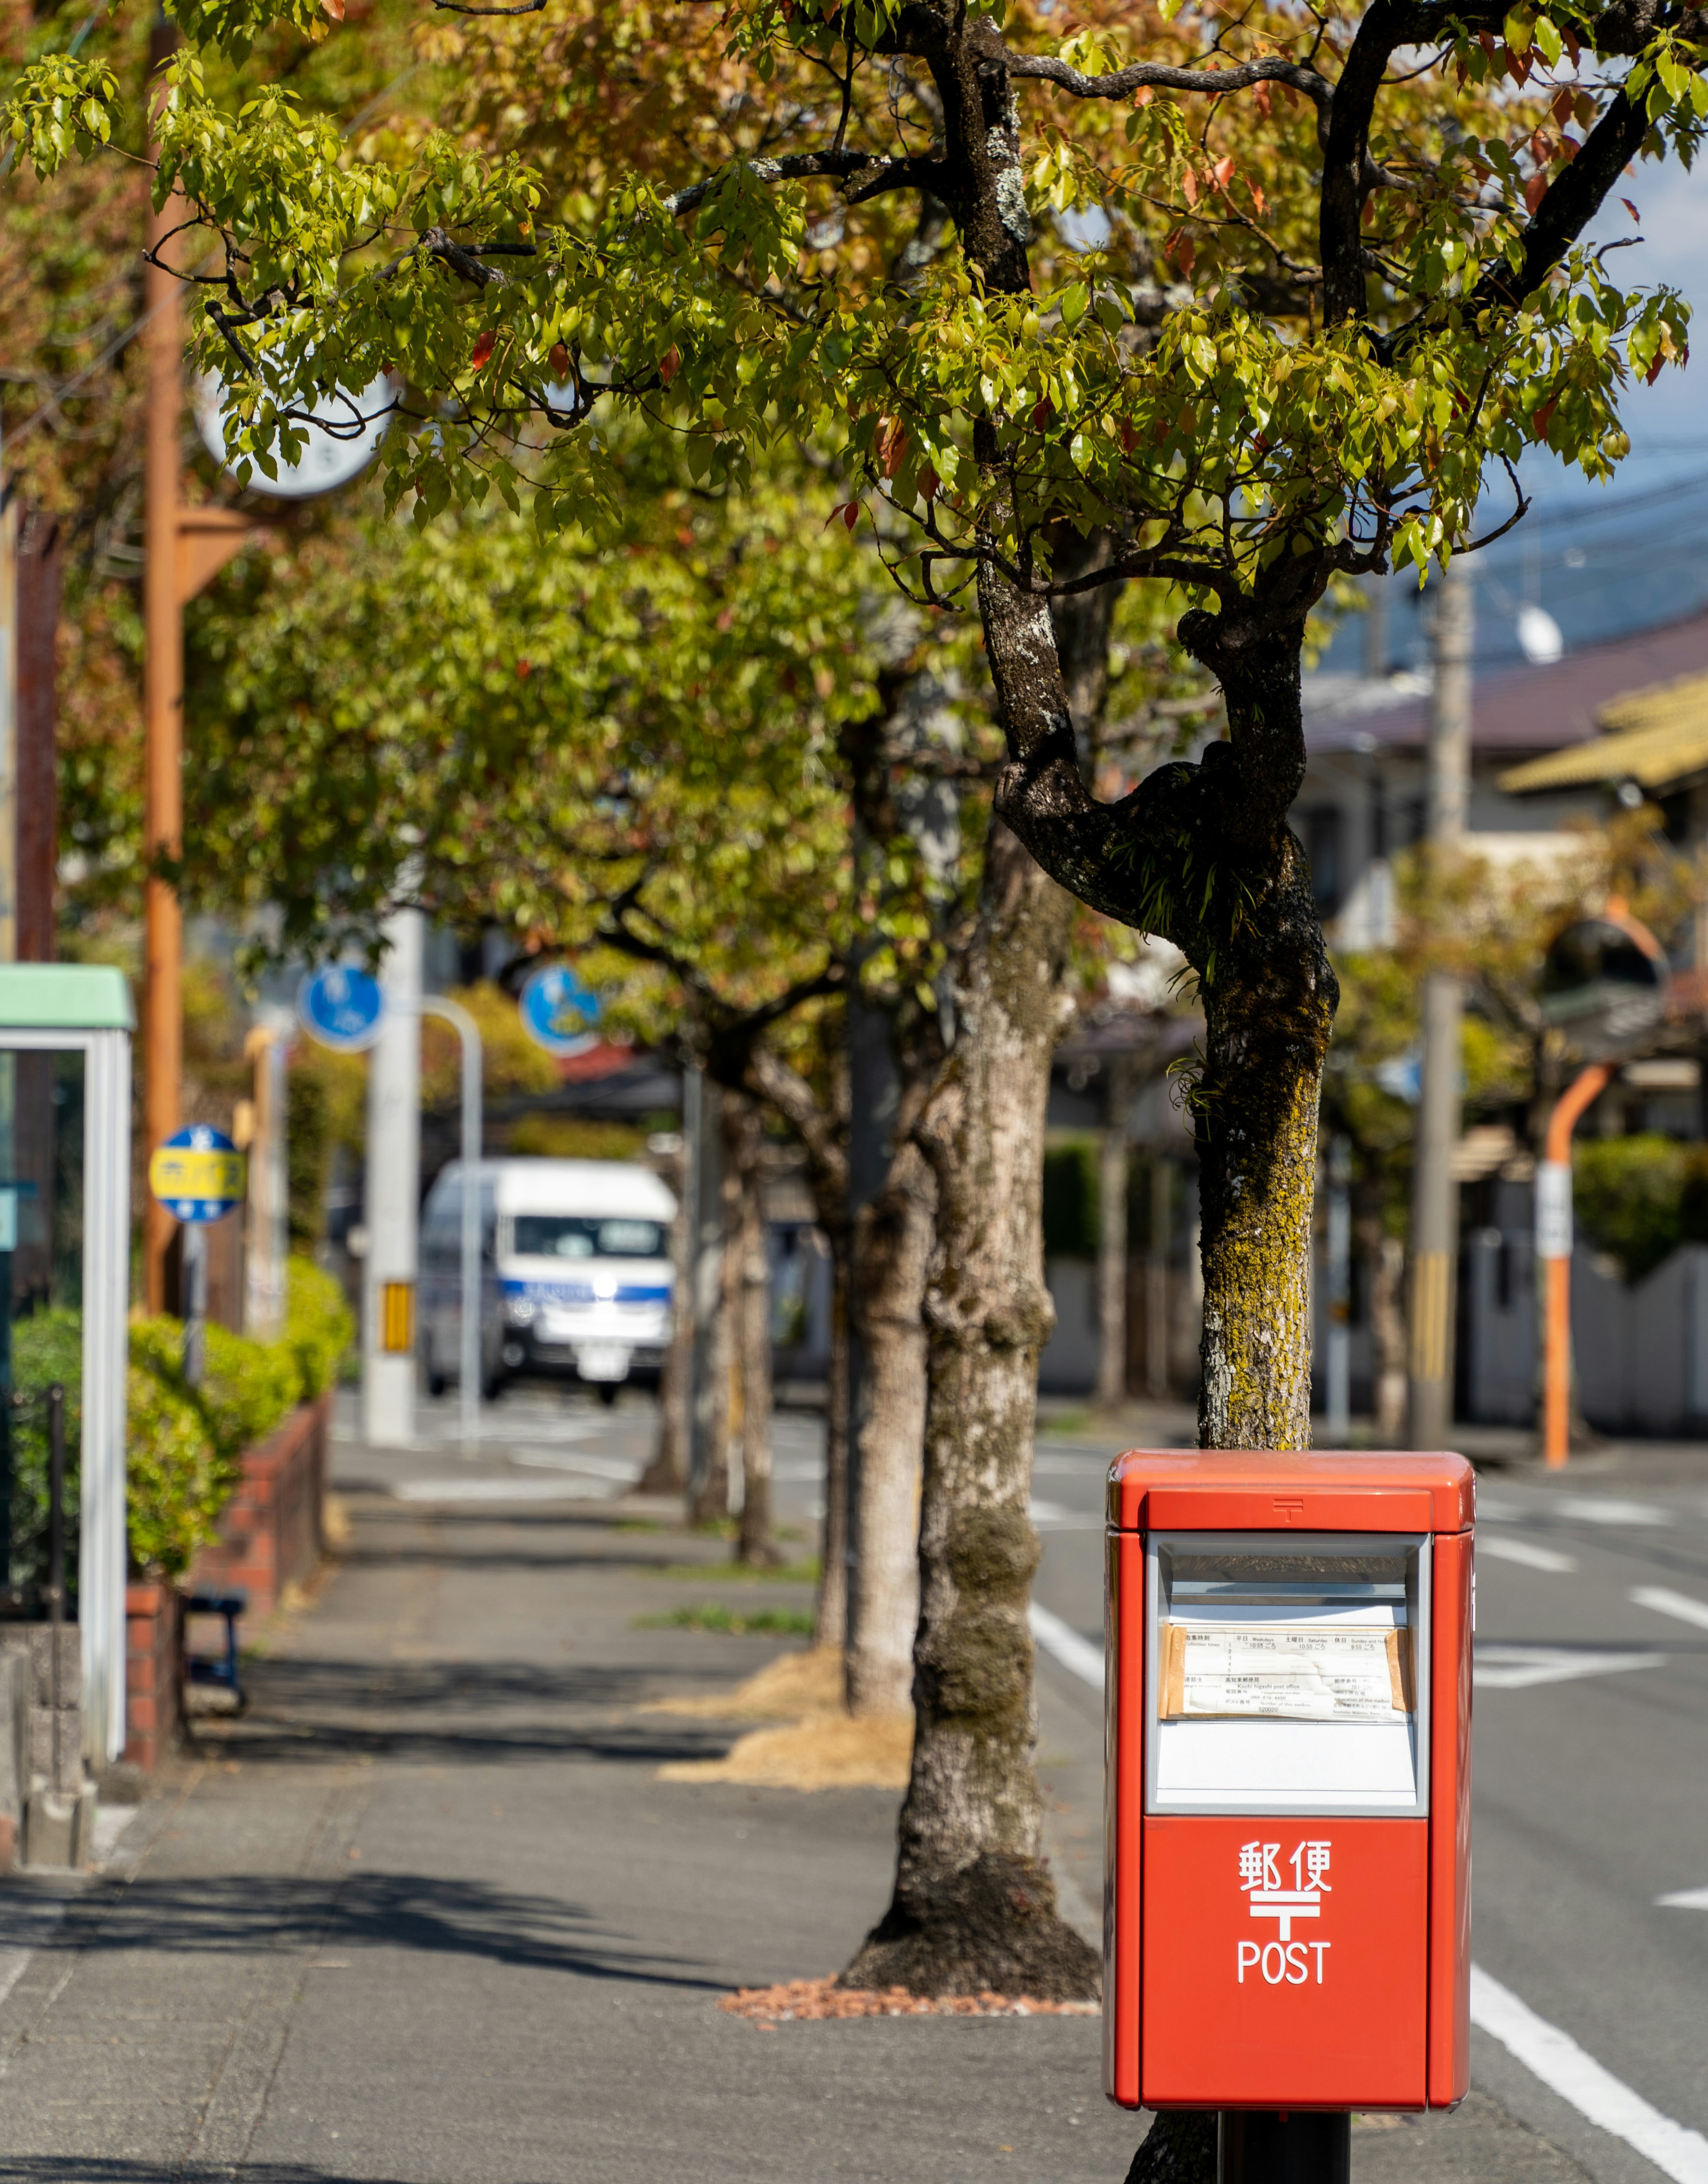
xmin=148 ymin=1125 xmax=246 ymax=1224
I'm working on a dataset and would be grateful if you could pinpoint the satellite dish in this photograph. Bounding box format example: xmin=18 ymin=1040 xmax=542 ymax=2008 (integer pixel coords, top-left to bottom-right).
xmin=1517 ymin=604 xmax=1565 ymax=664
xmin=194 ymin=369 xmax=394 ymax=500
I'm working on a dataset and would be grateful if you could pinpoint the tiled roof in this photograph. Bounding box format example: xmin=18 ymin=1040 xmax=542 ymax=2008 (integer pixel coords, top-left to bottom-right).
xmin=1499 ymin=668 xmax=1708 ymax=792
xmin=1306 ymin=606 xmax=1708 ymax=756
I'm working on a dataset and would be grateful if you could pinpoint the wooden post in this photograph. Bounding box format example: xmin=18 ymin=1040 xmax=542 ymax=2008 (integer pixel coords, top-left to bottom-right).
xmin=1539 ymin=1062 xmax=1612 ymax=1468
xmin=142 ymin=164 xmax=184 ymax=1311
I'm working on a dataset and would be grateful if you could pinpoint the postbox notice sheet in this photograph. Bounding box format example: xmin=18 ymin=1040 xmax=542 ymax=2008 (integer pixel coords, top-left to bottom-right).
xmin=1159 ymin=1623 xmax=1412 ymax=1722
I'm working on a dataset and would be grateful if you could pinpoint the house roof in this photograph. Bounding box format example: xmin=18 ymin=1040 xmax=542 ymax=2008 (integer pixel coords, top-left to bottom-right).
xmin=1498 ymin=668 xmax=1708 ymax=794
xmin=1306 ymin=605 xmax=1708 ymax=759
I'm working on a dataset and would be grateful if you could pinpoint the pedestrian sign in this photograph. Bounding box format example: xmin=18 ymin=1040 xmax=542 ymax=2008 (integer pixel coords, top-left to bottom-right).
xmin=519 ymin=964 xmax=601 ymax=1058
xmin=149 ymin=1126 xmax=246 ymax=1224
xmin=298 ymin=965 xmax=385 ymax=1052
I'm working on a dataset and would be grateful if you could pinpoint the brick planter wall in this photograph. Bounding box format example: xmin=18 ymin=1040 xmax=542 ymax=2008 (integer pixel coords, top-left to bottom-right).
xmin=123 ymin=1583 xmax=182 ymax=1773
xmin=185 ymin=1390 xmax=332 ymax=1619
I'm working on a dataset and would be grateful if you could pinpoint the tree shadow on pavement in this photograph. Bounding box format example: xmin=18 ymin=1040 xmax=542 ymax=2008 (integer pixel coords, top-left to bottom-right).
xmin=0 ymin=1869 xmax=726 ymax=1990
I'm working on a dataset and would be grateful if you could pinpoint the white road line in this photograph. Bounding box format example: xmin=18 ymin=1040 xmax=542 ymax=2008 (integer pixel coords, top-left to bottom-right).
xmin=1474 ymin=1646 xmax=1664 ymax=1690
xmin=1656 ymin=1885 xmax=1708 ymax=1909
xmin=1029 ymin=1601 xmax=1104 ymax=1691
xmin=1555 ymin=1497 xmax=1668 ymax=1527
xmin=1029 ymin=1499 xmax=1101 ymax=1532
xmin=1470 ymin=1965 xmax=1708 ymax=2184
xmin=1478 ymin=1535 xmax=1578 ymax=1575
xmin=1631 ymin=1585 xmax=1708 ymax=1633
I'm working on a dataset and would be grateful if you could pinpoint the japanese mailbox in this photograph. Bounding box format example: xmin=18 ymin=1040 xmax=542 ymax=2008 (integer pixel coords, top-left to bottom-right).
xmin=1104 ymin=1450 xmax=1474 ymax=2120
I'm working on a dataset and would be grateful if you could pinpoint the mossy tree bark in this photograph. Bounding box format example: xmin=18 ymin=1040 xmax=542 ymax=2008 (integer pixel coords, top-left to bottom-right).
xmin=844 ymin=545 xmax=1119 ymax=1998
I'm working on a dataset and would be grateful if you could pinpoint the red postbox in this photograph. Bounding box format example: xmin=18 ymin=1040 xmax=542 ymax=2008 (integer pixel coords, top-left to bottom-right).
xmin=1104 ymin=1450 xmax=1473 ymax=2118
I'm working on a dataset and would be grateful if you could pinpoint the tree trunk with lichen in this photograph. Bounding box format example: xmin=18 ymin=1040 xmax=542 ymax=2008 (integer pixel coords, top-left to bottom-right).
xmin=846 ymin=1136 xmax=933 ymax=1717
xmin=843 ymin=820 xmax=1098 ymax=1998
xmin=729 ymin=1096 xmax=781 ymax=1569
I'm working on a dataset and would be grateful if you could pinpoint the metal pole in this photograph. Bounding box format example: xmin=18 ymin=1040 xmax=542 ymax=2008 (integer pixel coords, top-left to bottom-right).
xmin=142 ymin=41 xmax=184 ymax=1315
xmin=181 ymin=1222 xmax=207 ymax=1386
xmin=1218 ymin=2110 xmax=1350 ymax=2184
xmin=47 ymin=1380 xmax=64 ymax=1794
xmin=1538 ymin=1063 xmax=1612 ymax=1467
xmin=422 ymin=995 xmax=483 ymax=1449
xmin=1407 ymin=552 xmax=1473 ymax=1449
xmin=1325 ymin=1134 xmax=1351 ymax=1441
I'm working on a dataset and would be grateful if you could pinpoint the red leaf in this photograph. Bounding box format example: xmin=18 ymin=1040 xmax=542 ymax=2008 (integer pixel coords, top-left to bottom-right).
xmin=1478 ymin=30 xmax=1496 ymax=60
xmin=1249 ymin=179 xmax=1267 ymax=216
xmin=1559 ymin=133 xmax=1579 ymax=161
xmin=1647 ymin=354 xmax=1666 ymax=386
xmin=548 ymin=342 xmax=569 ymax=376
xmin=1031 ymin=398 xmax=1053 ymax=430
xmin=1252 ymin=80 xmax=1272 ymax=117
xmin=516 ymin=659 xmax=532 ymax=679
xmin=918 ymin=465 xmax=940 ymax=503
xmin=1164 ymin=228 xmax=1195 ymax=278
xmin=1180 ymin=165 xmax=1199 ymax=208
xmin=1132 ymin=84 xmax=1154 ymax=106
xmin=875 ymin=417 xmax=908 ymax=479
xmin=470 ymin=330 xmax=496 ymax=371
xmin=319 ymin=0 xmax=343 ymax=19
xmin=1211 ymin=155 xmax=1236 ymax=193
xmin=1532 ymin=395 xmax=1558 ymax=438
xmin=1505 ymin=43 xmax=1531 ymax=85
xmin=1525 ymin=171 xmax=1547 ymax=213
xmin=1119 ymin=420 xmax=1138 ymax=453
xmin=1622 ymin=197 xmax=1641 ymax=223
xmin=843 ymin=502 xmax=859 ymax=532
xmin=1563 ymin=26 xmax=1581 ymax=64
xmin=659 ymin=346 xmax=681 ymax=386
xmin=1552 ymin=87 xmax=1575 ymax=126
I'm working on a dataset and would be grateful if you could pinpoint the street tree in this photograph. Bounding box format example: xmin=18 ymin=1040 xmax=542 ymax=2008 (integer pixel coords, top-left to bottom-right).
xmin=12 ymin=0 xmax=1703 ymax=2035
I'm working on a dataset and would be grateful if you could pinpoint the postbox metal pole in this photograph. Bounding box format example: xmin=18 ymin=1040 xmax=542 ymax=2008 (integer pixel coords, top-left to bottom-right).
xmin=1219 ymin=2110 xmax=1351 ymax=2184
xmin=1538 ymin=1061 xmax=1611 ymax=1467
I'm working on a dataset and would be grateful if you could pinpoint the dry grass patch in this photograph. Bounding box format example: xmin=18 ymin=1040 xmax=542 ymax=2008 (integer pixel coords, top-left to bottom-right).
xmin=721 ymin=1977 xmax=1100 ymax=2024
xmin=651 ymin=1647 xmax=910 ymax=1789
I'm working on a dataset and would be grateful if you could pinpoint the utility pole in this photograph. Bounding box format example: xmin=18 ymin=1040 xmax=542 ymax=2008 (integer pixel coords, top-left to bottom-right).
xmin=362 ymin=906 xmax=423 ymax=1447
xmin=1407 ymin=554 xmax=1473 ymax=1449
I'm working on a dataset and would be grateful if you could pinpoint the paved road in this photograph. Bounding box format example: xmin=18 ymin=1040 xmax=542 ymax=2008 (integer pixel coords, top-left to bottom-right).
xmin=1020 ymin=1409 xmax=1708 ymax=2184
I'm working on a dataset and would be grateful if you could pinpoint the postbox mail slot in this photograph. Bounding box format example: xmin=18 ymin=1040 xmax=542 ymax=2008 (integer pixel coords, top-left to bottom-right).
xmin=1146 ymin=1534 xmax=1431 ymax=1818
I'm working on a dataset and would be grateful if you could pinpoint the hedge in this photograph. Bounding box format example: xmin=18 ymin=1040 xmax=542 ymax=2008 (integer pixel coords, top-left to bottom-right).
xmin=1573 ymin=1136 xmax=1708 ymax=1284
xmin=8 ymin=1256 xmax=354 ymax=1591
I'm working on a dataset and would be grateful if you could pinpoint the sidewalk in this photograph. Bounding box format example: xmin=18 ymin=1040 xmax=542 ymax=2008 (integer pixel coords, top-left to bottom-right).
xmin=0 ymin=1432 xmax=1601 ymax=2183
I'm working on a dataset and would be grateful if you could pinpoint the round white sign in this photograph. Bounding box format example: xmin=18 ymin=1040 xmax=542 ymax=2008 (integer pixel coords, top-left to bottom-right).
xmin=194 ymin=369 xmax=394 ymax=500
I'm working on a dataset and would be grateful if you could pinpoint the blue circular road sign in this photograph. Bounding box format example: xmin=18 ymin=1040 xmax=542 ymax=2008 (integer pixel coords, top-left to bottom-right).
xmin=298 ymin=965 xmax=386 ymax=1052
xmin=148 ymin=1126 xmax=246 ymax=1224
xmin=520 ymin=964 xmax=602 ymax=1058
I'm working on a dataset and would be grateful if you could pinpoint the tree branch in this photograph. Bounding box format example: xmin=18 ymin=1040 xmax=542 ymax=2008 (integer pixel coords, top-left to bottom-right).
xmin=1007 ymin=49 xmax=1333 ymax=120
xmin=662 ymin=151 xmax=946 ymax=221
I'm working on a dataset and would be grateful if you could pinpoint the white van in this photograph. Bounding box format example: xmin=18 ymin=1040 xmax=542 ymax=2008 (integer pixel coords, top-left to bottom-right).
xmin=420 ymin=1158 xmax=676 ymax=1404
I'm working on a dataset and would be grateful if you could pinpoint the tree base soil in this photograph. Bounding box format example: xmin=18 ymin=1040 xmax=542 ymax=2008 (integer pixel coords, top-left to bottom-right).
xmin=721 ymin=1977 xmax=1099 ymax=2025
xmin=842 ymin=1849 xmax=1104 ymax=2001
xmin=645 ymin=1646 xmax=912 ymax=1788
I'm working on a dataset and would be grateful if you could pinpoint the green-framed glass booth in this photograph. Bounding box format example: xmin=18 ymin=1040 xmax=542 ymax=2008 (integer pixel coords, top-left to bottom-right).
xmin=0 ymin=966 xmax=133 ymax=1766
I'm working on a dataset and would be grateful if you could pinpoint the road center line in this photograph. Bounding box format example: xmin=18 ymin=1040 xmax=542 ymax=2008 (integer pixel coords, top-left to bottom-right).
xmin=1631 ymin=1586 xmax=1708 ymax=1633
xmin=1470 ymin=1966 xmax=1708 ymax=2184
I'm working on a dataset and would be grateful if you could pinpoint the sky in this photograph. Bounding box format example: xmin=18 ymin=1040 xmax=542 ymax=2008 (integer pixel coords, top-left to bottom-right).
xmin=1321 ymin=157 xmax=1708 ymax=678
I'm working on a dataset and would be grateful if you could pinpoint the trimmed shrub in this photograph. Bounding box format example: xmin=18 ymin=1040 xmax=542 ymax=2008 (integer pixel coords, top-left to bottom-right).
xmin=9 ymin=1310 xmax=84 ymax=1606
xmin=1573 ymin=1136 xmax=1708 ymax=1284
xmin=283 ymin=1257 xmax=355 ymax=1398
xmin=14 ymin=1255 xmax=353 ymax=1585
xmin=125 ymin=1363 xmax=227 ymax=1580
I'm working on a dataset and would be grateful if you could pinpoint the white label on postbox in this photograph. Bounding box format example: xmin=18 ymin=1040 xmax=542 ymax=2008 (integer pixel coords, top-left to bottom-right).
xmin=1237 ymin=1838 xmax=1333 ymax=1987
xmin=1535 ymin=1159 xmax=1573 ymax=1262
xmin=1164 ymin=1624 xmax=1408 ymax=1723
